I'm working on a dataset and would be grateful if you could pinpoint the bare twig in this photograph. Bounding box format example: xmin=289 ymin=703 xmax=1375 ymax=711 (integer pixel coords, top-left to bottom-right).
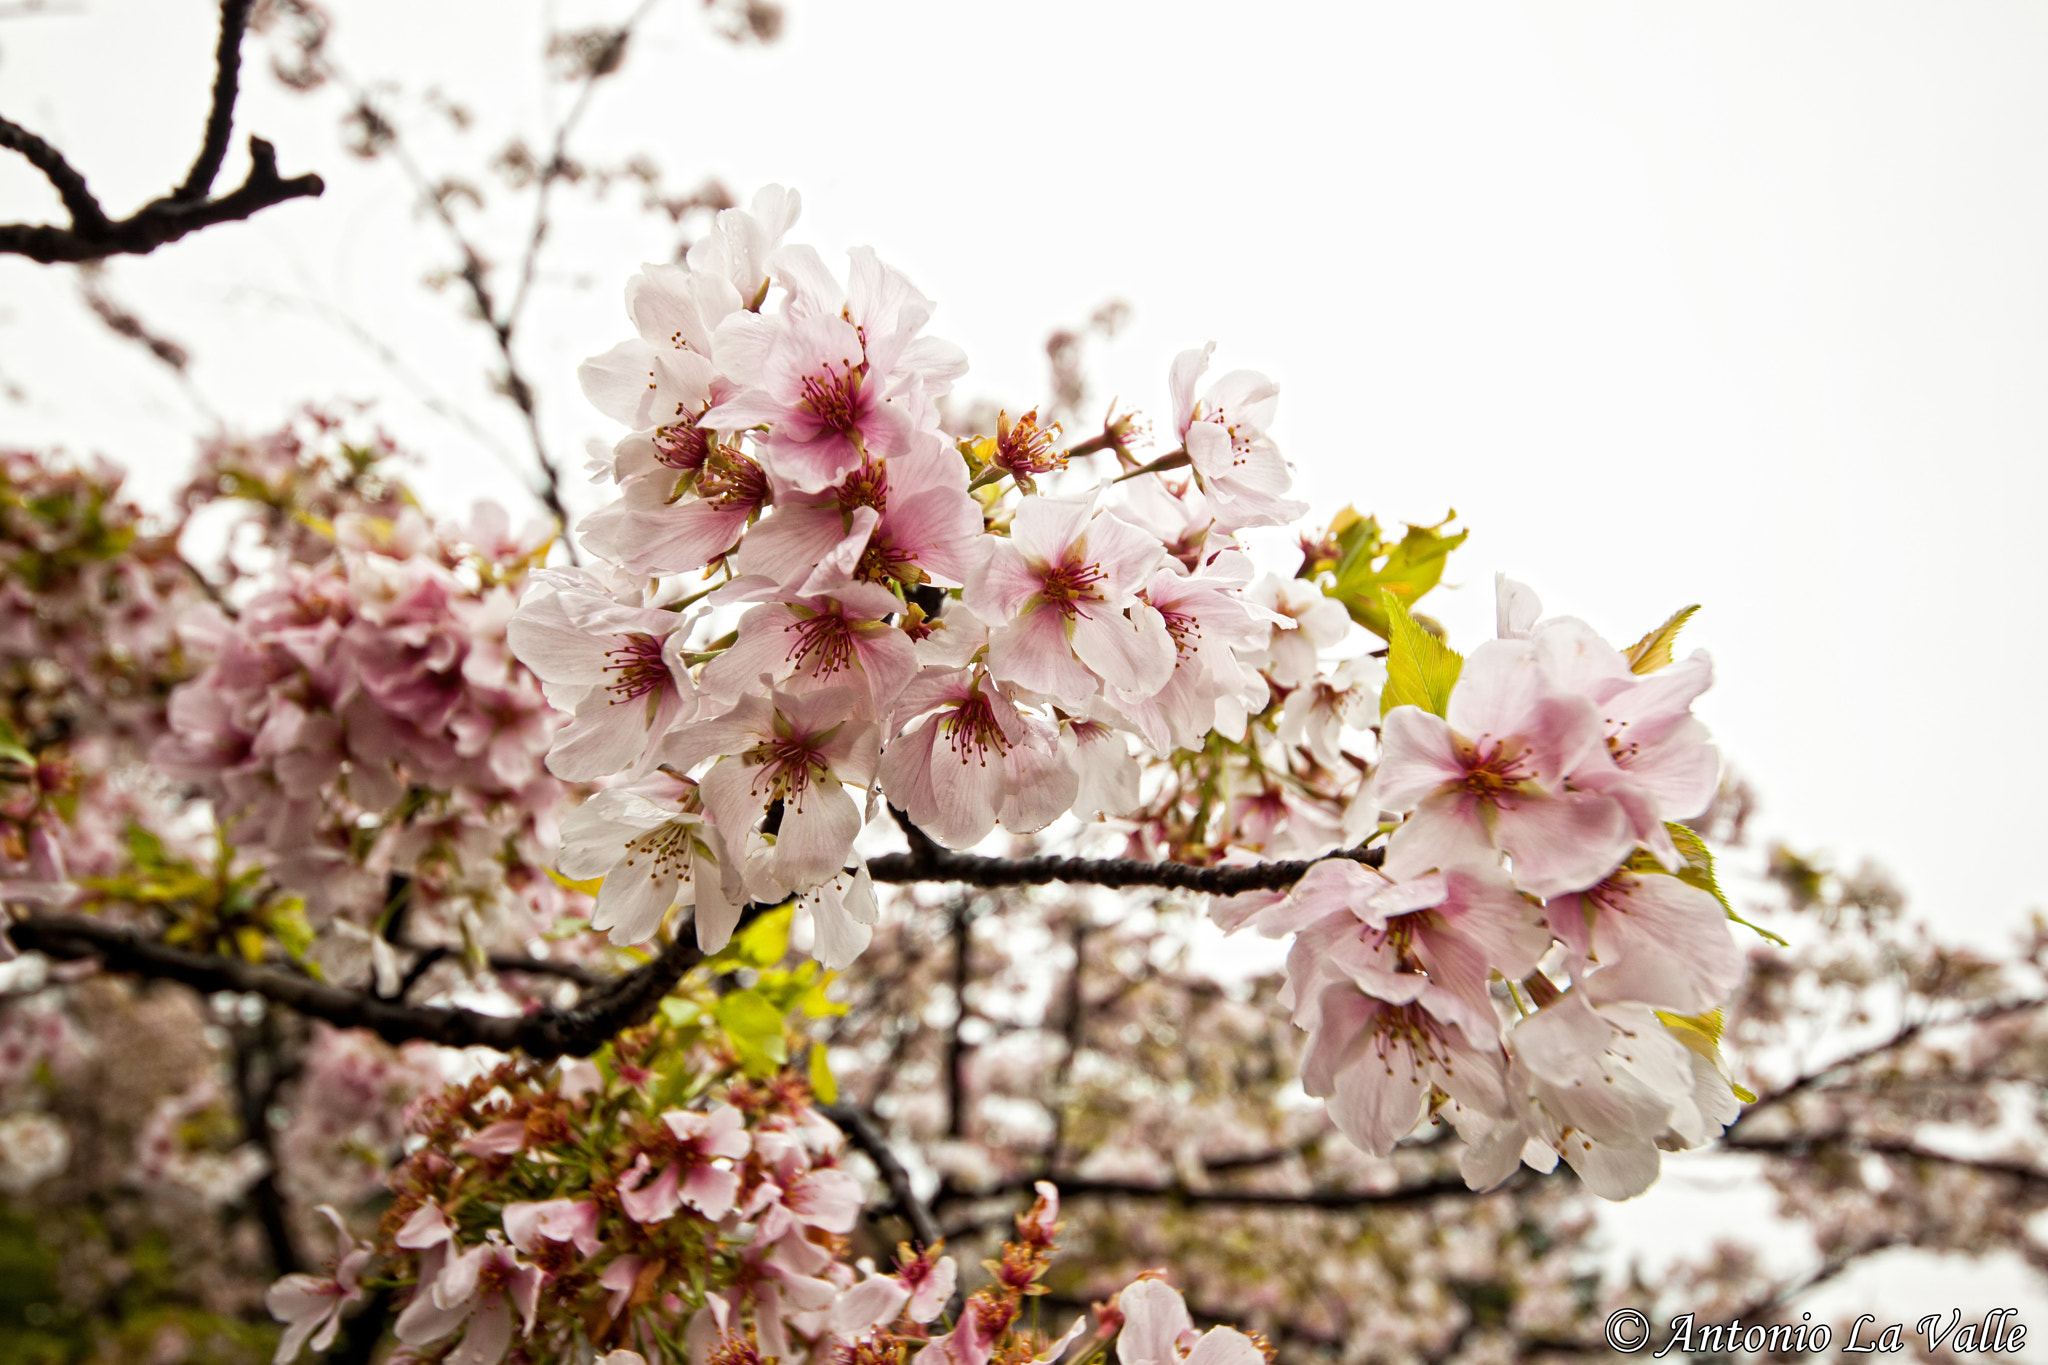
xmin=0 ymin=1 xmax=322 ymax=262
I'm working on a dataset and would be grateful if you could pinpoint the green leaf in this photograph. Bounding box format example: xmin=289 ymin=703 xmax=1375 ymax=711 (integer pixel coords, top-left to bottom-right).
xmin=1667 ymin=822 xmax=1788 ymax=946
xmin=715 ymin=989 xmax=789 ymax=1077
xmin=807 ymin=1045 xmax=838 ymax=1104
xmin=1324 ymin=511 xmax=1467 ymax=640
xmin=1732 ymin=1082 xmax=1759 ymax=1103
xmin=1625 ymin=604 xmax=1700 ymax=675
xmin=261 ymin=898 xmax=315 ymax=960
xmin=1380 ymin=590 xmax=1464 ymax=719
xmin=711 ymin=904 xmax=793 ymax=970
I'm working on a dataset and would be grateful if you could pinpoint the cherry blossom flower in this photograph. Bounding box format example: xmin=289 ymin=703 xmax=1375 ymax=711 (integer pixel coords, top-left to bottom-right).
xmin=501 ymin=1197 xmax=603 ymax=1259
xmin=1114 ymin=1278 xmax=1265 ymax=1365
xmin=1254 ymin=856 xmax=1548 ymax=1044
xmin=557 ymin=775 xmax=745 ymax=948
xmin=393 ymin=1234 xmax=544 ymax=1365
xmin=703 ymin=247 xmax=963 ymax=493
xmin=1165 ymin=344 xmax=1306 ymax=532
xmin=699 ymin=580 xmax=919 ymax=718
xmin=505 ymin=570 xmax=697 ymax=781
xmin=265 ymin=1205 xmax=371 ymax=1363
xmin=1376 ymin=639 xmax=1633 ymax=898
xmin=732 ymin=439 xmax=983 ymax=595
xmin=579 ymin=439 xmax=770 ymax=578
xmin=1459 ymin=993 xmax=1700 ymax=1201
xmin=663 ymin=685 xmax=879 ymax=895
xmin=1114 ymin=551 xmax=1276 ymax=753
xmin=1545 ymin=867 xmax=1744 ymax=1014
xmin=963 ymin=496 xmax=1174 ymax=708
xmin=879 ymin=666 xmax=1077 ymax=849
xmin=618 ymin=1103 xmax=752 ymax=1223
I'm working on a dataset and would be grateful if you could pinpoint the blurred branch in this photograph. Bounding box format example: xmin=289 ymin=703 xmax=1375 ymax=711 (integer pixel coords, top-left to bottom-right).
xmin=1727 ymin=993 xmax=2048 ymax=1134
xmin=0 ymin=0 xmax=322 ymax=262
xmin=821 ymin=1101 xmax=945 ymax=1252
xmin=312 ymin=3 xmax=671 ymax=557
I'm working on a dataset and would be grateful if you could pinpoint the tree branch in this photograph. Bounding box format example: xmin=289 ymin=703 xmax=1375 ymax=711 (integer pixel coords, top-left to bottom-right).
xmin=1727 ymin=993 xmax=2048 ymax=1134
xmin=820 ymin=1102 xmax=945 ymax=1252
xmin=0 ymin=2 xmax=322 ymax=263
xmin=3 ymin=847 xmax=1360 ymax=1054
xmin=864 ymin=843 xmax=1381 ymax=896
xmin=7 ymin=911 xmax=715 ymax=1060
xmin=937 ymin=1170 xmax=1492 ymax=1231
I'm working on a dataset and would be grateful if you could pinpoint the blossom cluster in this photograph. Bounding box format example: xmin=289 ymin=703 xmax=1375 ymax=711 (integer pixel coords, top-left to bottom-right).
xmin=508 ymin=186 xmax=1749 ymax=1198
xmin=267 ymin=1010 xmax=1268 ymax=1365
xmin=518 ymin=185 xmax=1306 ymax=966
xmin=1214 ymin=579 xmax=1744 ymax=1198
xmin=151 ymin=501 xmax=573 ymax=937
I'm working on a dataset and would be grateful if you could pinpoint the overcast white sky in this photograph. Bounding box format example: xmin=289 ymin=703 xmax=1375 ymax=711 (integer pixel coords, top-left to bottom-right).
xmin=6 ymin=0 xmax=2048 ymax=1321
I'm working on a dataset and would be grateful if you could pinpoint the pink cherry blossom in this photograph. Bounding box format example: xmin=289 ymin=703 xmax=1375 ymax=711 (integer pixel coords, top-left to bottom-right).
xmin=1545 ymin=868 xmax=1744 ymax=1014
xmin=879 ymin=666 xmax=1077 ymax=849
xmin=502 ymin=1197 xmax=603 ymax=1258
xmin=702 ymin=247 xmax=963 ymax=493
xmin=963 ymin=495 xmax=1174 ymax=708
xmin=1376 ymin=638 xmax=1633 ymax=898
xmin=700 ymin=580 xmax=919 ymax=718
xmin=1114 ymin=550 xmax=1275 ymax=753
xmin=1165 ymin=344 xmax=1306 ymax=532
xmin=505 ymin=569 xmax=696 ymax=782
xmin=618 ymin=1103 xmax=751 ymax=1223
xmin=1253 ymin=856 xmax=1548 ymax=1045
xmin=557 ymin=776 xmax=745 ymax=949
xmin=393 ymin=1235 xmax=543 ymax=1365
xmin=663 ymin=685 xmax=879 ymax=895
xmin=1115 ymin=1278 xmax=1265 ymax=1365
xmin=732 ymin=439 xmax=983 ymax=595
xmin=265 ymin=1205 xmax=371 ymax=1363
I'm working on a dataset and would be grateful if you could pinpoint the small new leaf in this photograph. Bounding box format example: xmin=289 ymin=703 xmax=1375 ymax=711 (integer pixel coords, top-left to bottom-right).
xmin=1626 ymin=605 xmax=1700 ymax=674
xmin=1320 ymin=509 xmax=1467 ymax=639
xmin=1668 ymin=822 xmax=1788 ymax=946
xmin=1380 ymin=590 xmax=1464 ymax=719
xmin=716 ymin=989 xmax=789 ymax=1077
xmin=807 ymin=1044 xmax=838 ymax=1104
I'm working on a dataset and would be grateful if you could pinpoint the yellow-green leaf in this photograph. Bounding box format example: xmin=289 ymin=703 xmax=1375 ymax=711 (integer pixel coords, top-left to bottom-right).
xmin=808 ymin=1045 xmax=838 ymax=1104
xmin=545 ymin=866 xmax=603 ymax=896
xmin=1668 ymin=822 xmax=1788 ymax=946
xmin=1380 ymin=590 xmax=1464 ymax=719
xmin=716 ymin=989 xmax=789 ymax=1077
xmin=713 ymin=904 xmax=793 ymax=970
xmin=1323 ymin=511 xmax=1467 ymax=640
xmin=1625 ymin=605 xmax=1700 ymax=674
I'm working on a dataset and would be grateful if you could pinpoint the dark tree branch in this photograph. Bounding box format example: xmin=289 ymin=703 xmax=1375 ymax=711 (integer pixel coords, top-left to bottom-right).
xmin=820 ymin=1102 xmax=945 ymax=1252
xmin=0 ymin=2 xmax=322 ymax=262
xmin=7 ymin=911 xmax=718 ymax=1060
xmin=935 ymin=1169 xmax=1497 ymax=1237
xmin=865 ymin=843 xmax=1381 ymax=896
xmin=3 ymin=847 xmax=1365 ymax=1054
xmin=176 ymin=0 xmax=255 ymax=202
xmin=1724 ymin=1131 xmax=2048 ymax=1188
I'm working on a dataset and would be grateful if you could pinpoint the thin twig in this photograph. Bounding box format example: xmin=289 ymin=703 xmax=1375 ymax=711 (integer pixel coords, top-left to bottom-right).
xmin=0 ymin=2 xmax=321 ymax=262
